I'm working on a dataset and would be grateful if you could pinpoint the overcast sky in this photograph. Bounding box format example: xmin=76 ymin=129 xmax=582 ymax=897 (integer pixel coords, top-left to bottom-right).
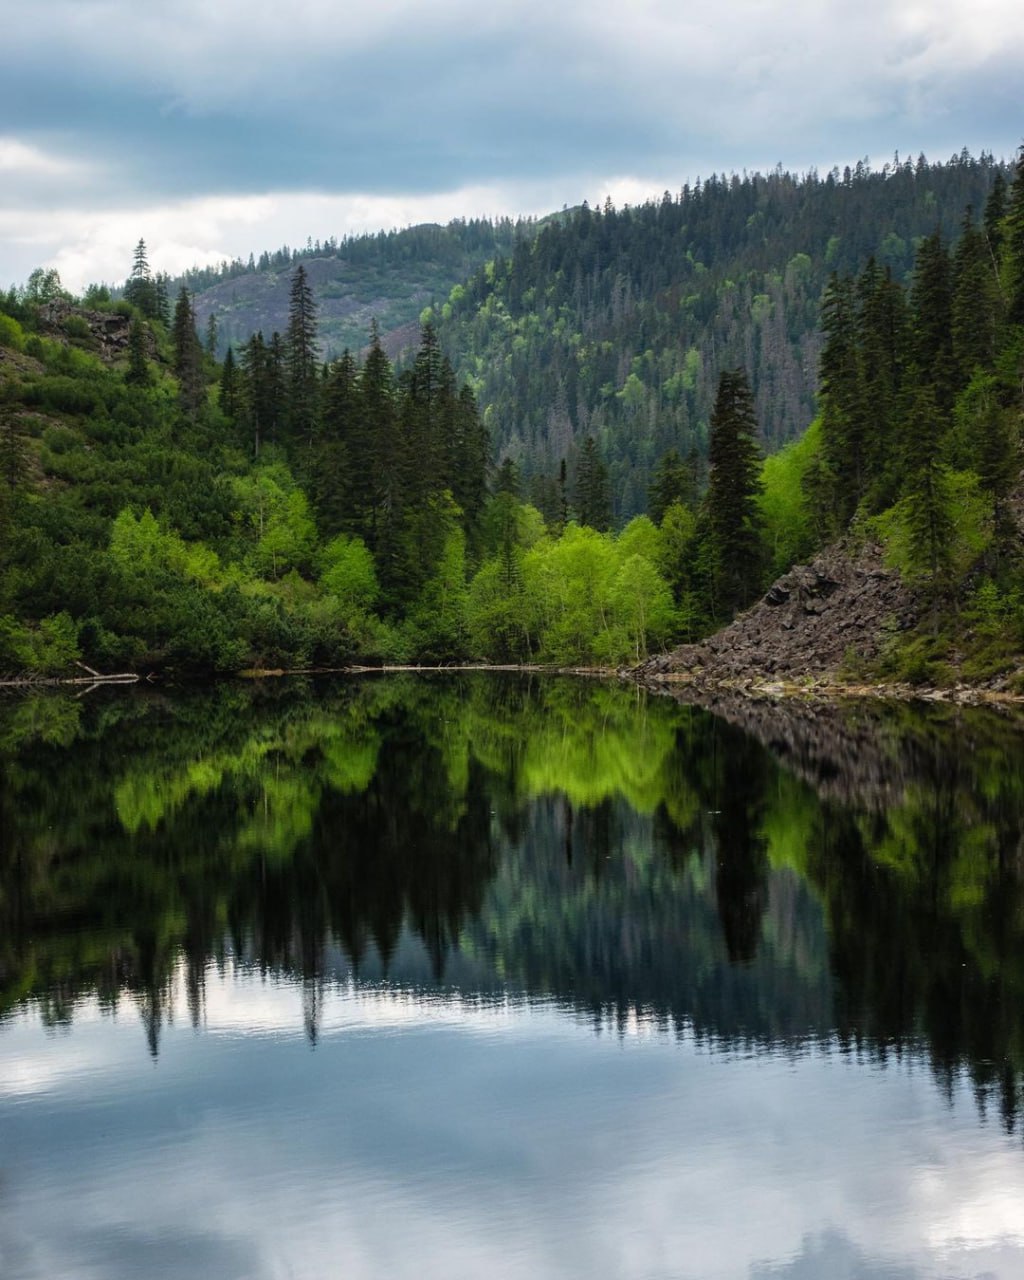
xmin=2 ymin=0 xmax=1022 ymax=292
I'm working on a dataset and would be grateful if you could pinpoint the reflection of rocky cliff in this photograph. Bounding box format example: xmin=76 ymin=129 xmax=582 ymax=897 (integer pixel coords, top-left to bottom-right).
xmin=648 ymin=681 xmax=1024 ymax=810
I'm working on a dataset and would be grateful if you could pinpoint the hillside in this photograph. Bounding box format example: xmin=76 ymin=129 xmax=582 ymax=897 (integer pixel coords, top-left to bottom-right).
xmin=435 ymin=153 xmax=1006 ymax=520
xmin=180 ymin=219 xmax=526 ymax=362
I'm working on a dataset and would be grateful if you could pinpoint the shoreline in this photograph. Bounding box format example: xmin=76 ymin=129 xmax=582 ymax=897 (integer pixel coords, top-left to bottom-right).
xmin=1 ymin=660 xmax=1023 ymax=705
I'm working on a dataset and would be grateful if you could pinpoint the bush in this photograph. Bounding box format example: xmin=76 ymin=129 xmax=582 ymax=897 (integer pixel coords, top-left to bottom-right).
xmin=0 ymin=314 xmax=26 ymax=351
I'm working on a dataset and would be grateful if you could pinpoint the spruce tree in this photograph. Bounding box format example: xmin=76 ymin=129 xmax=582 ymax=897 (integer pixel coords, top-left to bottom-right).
xmin=1004 ymin=147 xmax=1024 ymax=327
xmin=124 ymin=318 xmax=151 ymax=387
xmin=219 ymin=347 xmax=238 ymax=419
xmin=818 ymin=272 xmax=864 ymax=522
xmin=901 ymin=384 xmax=954 ymax=607
xmin=315 ymin=349 xmax=359 ymax=537
xmin=951 ymin=208 xmax=998 ymax=384
xmin=706 ymin=368 xmax=764 ymax=618
xmin=648 ymin=447 xmax=697 ymax=524
xmin=909 ymin=230 xmax=954 ymax=417
xmin=172 ymin=287 xmax=204 ymax=420
xmin=285 ymin=264 xmax=319 ymax=446
xmin=574 ymin=436 xmax=612 ymax=530
xmin=124 ymin=238 xmax=157 ymax=319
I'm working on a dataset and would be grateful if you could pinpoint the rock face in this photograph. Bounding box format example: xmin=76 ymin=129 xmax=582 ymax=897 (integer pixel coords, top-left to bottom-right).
xmin=37 ymin=300 xmax=135 ymax=362
xmin=639 ymin=540 xmax=919 ymax=684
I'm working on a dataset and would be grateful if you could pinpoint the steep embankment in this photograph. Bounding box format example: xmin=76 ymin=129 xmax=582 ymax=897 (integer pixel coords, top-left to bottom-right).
xmin=638 ymin=541 xmax=922 ymax=691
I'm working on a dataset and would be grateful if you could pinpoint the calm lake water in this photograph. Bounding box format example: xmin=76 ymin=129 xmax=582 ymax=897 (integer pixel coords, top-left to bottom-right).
xmin=2 ymin=674 xmax=1024 ymax=1279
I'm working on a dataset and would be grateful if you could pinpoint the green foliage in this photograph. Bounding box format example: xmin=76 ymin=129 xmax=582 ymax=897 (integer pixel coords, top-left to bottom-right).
xmin=0 ymin=314 xmax=26 ymax=351
xmin=872 ymin=469 xmax=990 ymax=584
xmin=757 ymin=419 xmax=821 ymax=577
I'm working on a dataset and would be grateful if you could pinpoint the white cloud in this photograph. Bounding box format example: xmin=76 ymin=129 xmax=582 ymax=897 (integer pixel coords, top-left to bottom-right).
xmin=0 ymin=136 xmax=88 ymax=176
xmin=0 ymin=0 xmax=1021 ymax=286
xmin=0 ymin=175 xmax=664 ymax=292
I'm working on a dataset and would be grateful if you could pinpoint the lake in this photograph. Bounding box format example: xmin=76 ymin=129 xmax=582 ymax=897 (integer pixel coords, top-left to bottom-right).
xmin=2 ymin=674 xmax=1023 ymax=1279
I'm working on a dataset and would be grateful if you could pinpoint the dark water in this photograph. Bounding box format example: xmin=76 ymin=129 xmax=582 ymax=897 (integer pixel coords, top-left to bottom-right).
xmin=2 ymin=675 xmax=1024 ymax=1279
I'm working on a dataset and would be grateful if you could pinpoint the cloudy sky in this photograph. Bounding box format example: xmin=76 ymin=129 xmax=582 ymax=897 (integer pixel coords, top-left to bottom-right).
xmin=1 ymin=0 xmax=1022 ymax=292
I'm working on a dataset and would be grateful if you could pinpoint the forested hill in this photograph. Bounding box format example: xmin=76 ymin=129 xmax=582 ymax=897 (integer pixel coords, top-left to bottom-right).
xmin=434 ymin=152 xmax=1006 ymax=520
xmin=179 ymin=218 xmax=527 ymax=362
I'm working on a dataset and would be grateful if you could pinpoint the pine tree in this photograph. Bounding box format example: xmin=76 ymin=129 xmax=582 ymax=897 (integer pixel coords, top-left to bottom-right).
xmin=648 ymin=448 xmax=697 ymax=524
xmin=818 ymin=272 xmax=864 ymax=522
xmin=314 ymin=349 xmax=359 ymax=537
xmin=909 ymin=230 xmax=954 ymax=417
xmin=172 ymin=288 xmax=204 ymax=420
xmin=205 ymin=313 xmax=218 ymax=358
xmin=1005 ymin=147 xmax=1024 ymax=327
xmin=285 ymin=264 xmax=319 ymax=446
xmin=124 ymin=318 xmax=151 ymax=387
xmin=219 ymin=347 xmax=238 ymax=419
xmin=856 ymin=258 xmax=907 ymax=497
xmin=706 ymin=368 xmax=764 ymax=618
xmin=124 ymin=238 xmax=158 ymax=319
xmin=574 ymin=436 xmax=611 ymax=530
xmin=951 ymin=208 xmax=998 ymax=384
xmin=359 ymin=324 xmax=398 ymax=558
xmin=983 ymin=170 xmax=1007 ymax=268
xmin=450 ymin=384 xmax=490 ymax=548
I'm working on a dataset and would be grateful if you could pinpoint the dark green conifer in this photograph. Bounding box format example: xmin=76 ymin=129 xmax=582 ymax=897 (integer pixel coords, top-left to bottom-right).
xmin=818 ymin=272 xmax=864 ymax=521
xmin=706 ymin=368 xmax=764 ymax=618
xmin=172 ymin=287 xmax=204 ymax=420
xmin=648 ymin=447 xmax=697 ymax=524
xmin=909 ymin=230 xmax=954 ymax=416
xmin=285 ymin=264 xmax=319 ymax=446
xmin=1005 ymin=147 xmax=1024 ymax=327
xmin=124 ymin=318 xmax=151 ymax=387
xmin=951 ymin=208 xmax=998 ymax=384
xmin=574 ymin=436 xmax=612 ymax=531
xmin=124 ymin=238 xmax=158 ymax=319
xmin=219 ymin=347 xmax=238 ymax=419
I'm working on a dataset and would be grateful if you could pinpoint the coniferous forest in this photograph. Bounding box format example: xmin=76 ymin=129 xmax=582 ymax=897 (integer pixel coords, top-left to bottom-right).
xmin=0 ymin=148 xmax=1022 ymax=681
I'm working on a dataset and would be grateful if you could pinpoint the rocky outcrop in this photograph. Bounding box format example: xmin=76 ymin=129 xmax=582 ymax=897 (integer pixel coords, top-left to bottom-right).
xmin=639 ymin=540 xmax=919 ymax=686
xmin=36 ymin=300 xmax=135 ymax=362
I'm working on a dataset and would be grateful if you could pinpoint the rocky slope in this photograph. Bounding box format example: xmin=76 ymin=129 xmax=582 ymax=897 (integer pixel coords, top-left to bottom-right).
xmin=639 ymin=541 xmax=920 ymax=688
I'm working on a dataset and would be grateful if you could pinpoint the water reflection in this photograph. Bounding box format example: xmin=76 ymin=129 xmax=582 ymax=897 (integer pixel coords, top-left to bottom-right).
xmin=2 ymin=675 xmax=1023 ymax=1127
xmin=3 ymin=675 xmax=1024 ymax=1278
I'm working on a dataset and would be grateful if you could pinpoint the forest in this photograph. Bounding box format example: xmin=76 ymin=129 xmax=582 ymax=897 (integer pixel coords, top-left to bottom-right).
xmin=0 ymin=148 xmax=1022 ymax=679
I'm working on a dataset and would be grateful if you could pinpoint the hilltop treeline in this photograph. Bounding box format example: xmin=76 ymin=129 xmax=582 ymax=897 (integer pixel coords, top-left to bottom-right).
xmin=434 ymin=151 xmax=1006 ymax=521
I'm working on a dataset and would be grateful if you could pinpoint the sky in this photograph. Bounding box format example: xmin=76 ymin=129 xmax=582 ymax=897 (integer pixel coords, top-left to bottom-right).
xmin=1 ymin=0 xmax=1022 ymax=292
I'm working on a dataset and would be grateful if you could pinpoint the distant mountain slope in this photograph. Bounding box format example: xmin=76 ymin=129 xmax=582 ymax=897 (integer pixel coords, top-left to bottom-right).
xmin=183 ymin=218 xmax=527 ymax=361
xmin=434 ymin=152 xmax=1006 ymax=519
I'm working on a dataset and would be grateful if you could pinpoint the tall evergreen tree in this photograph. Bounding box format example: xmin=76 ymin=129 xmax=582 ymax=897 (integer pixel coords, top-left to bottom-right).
xmin=285 ymin=264 xmax=319 ymax=446
xmin=818 ymin=272 xmax=864 ymax=521
xmin=124 ymin=238 xmax=158 ymax=319
xmin=856 ymin=259 xmax=907 ymax=500
xmin=909 ymin=230 xmax=955 ymax=416
xmin=124 ymin=318 xmax=151 ymax=387
xmin=219 ymin=347 xmax=238 ymax=419
xmin=314 ymin=349 xmax=359 ymax=537
xmin=574 ymin=436 xmax=612 ymax=531
xmin=951 ymin=208 xmax=998 ymax=384
xmin=1004 ymin=147 xmax=1024 ymax=328
xmin=706 ymin=368 xmax=764 ymax=618
xmin=172 ymin=288 xmax=204 ymax=420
